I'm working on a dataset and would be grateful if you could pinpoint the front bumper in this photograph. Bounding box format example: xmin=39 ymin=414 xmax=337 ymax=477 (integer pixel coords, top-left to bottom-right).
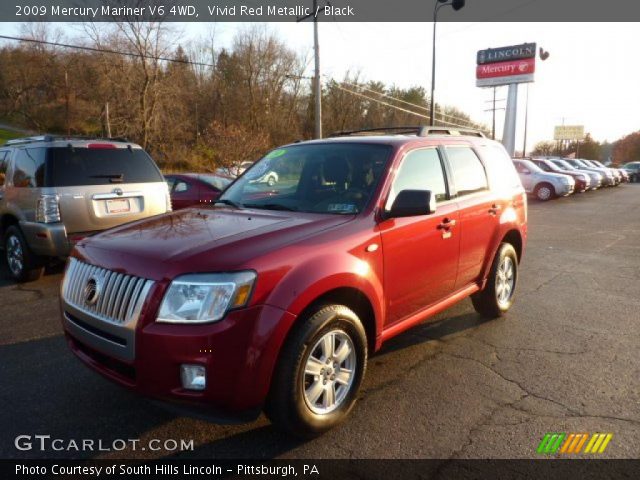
xmin=557 ymin=183 xmax=574 ymax=196
xmin=63 ymin=299 xmax=296 ymax=415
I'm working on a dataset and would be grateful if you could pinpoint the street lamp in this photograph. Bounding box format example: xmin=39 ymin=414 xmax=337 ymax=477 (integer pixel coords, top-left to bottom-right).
xmin=430 ymin=0 xmax=465 ymax=126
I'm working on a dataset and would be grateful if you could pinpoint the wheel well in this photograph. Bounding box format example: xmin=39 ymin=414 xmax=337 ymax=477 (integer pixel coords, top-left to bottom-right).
xmin=502 ymin=229 xmax=523 ymax=262
xmin=0 ymin=214 xmax=19 ymax=238
xmin=297 ymin=287 xmax=377 ymax=353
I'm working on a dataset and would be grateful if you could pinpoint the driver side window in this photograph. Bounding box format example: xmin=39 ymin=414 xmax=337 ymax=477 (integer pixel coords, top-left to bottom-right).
xmin=386 ymin=148 xmax=448 ymax=211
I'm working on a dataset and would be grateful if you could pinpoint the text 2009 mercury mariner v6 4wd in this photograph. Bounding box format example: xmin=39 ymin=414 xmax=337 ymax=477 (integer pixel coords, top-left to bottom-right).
xmin=60 ymin=126 xmax=527 ymax=437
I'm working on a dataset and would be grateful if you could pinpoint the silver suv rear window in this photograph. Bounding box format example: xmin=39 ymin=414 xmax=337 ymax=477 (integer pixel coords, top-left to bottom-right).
xmin=46 ymin=147 xmax=163 ymax=187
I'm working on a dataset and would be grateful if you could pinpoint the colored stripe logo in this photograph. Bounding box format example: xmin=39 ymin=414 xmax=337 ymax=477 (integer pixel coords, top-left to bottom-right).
xmin=537 ymin=433 xmax=612 ymax=455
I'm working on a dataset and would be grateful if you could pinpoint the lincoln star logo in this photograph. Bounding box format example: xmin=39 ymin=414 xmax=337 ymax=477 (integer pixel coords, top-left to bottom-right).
xmin=84 ymin=276 xmax=102 ymax=306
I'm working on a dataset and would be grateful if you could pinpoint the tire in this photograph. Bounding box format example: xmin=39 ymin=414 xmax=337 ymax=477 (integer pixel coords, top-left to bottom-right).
xmin=4 ymin=225 xmax=44 ymax=282
xmin=534 ymin=182 xmax=554 ymax=201
xmin=265 ymin=304 xmax=367 ymax=438
xmin=471 ymin=243 xmax=518 ymax=319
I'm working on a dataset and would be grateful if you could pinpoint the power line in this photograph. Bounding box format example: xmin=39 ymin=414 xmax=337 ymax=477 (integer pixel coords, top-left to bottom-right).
xmin=332 ymin=83 xmax=477 ymax=129
xmin=331 ymin=77 xmax=485 ymax=126
xmin=0 ymin=34 xmax=217 ymax=68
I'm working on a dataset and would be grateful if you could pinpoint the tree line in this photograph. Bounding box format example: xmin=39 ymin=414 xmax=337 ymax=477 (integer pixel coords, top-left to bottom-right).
xmin=0 ymin=23 xmax=486 ymax=173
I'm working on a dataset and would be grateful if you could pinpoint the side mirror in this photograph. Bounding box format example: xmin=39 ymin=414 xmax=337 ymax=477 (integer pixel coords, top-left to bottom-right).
xmin=386 ymin=189 xmax=436 ymax=219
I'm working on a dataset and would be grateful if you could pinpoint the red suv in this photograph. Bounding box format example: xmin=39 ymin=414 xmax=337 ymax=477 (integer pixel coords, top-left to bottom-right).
xmin=60 ymin=127 xmax=527 ymax=437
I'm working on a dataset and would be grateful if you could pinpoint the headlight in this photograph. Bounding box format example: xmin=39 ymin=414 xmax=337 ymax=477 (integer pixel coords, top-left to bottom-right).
xmin=157 ymin=271 xmax=256 ymax=324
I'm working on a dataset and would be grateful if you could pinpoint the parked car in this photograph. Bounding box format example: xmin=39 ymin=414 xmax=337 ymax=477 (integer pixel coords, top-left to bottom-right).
xmin=580 ymin=159 xmax=622 ymax=185
xmin=530 ymin=158 xmax=590 ymax=192
xmin=547 ymin=158 xmax=603 ymax=189
xmin=0 ymin=136 xmax=171 ymax=282
xmin=512 ymin=159 xmax=575 ymax=201
xmin=165 ymin=173 xmax=233 ymax=210
xmin=564 ymin=159 xmax=616 ymax=186
xmin=60 ymin=126 xmax=527 ymax=437
xmin=216 ymin=161 xmax=254 ymax=178
xmin=589 ymin=160 xmax=629 ymax=183
xmin=620 ymin=162 xmax=640 ymax=182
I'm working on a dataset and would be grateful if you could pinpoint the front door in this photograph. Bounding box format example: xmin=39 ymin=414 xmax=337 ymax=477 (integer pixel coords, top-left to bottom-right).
xmin=380 ymin=147 xmax=460 ymax=327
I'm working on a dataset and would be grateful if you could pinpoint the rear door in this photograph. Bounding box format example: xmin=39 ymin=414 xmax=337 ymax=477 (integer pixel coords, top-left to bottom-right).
xmin=48 ymin=145 xmax=168 ymax=233
xmin=170 ymin=177 xmax=200 ymax=210
xmin=444 ymin=145 xmax=499 ymax=290
xmin=380 ymin=147 xmax=460 ymax=326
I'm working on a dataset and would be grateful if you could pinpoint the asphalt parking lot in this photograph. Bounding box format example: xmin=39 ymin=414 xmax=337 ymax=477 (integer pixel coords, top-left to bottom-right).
xmin=1 ymin=185 xmax=639 ymax=460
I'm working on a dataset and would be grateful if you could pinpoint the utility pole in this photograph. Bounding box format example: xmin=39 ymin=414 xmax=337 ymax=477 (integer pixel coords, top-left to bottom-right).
xmin=104 ymin=101 xmax=112 ymax=138
xmin=299 ymin=1 xmax=323 ymax=139
xmin=484 ymin=88 xmax=505 ymax=140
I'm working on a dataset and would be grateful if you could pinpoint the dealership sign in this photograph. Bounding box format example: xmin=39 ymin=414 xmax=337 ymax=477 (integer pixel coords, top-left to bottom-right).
xmin=476 ymin=43 xmax=536 ymax=87
xmin=477 ymin=43 xmax=536 ymax=65
xmin=554 ymin=125 xmax=585 ymax=140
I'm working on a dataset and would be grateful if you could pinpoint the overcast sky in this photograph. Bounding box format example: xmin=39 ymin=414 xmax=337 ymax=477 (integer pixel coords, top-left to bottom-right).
xmin=3 ymin=21 xmax=638 ymax=151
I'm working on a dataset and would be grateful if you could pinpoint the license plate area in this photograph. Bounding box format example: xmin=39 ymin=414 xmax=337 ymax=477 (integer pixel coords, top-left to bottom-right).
xmin=106 ymin=198 xmax=131 ymax=214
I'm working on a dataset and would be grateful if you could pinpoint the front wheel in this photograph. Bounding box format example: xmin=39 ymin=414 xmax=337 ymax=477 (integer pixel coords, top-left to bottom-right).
xmin=265 ymin=304 xmax=367 ymax=438
xmin=534 ymin=182 xmax=554 ymax=201
xmin=472 ymin=243 xmax=518 ymax=319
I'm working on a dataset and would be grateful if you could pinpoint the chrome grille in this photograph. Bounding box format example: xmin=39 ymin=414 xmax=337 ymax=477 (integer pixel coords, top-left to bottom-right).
xmin=62 ymin=258 xmax=154 ymax=324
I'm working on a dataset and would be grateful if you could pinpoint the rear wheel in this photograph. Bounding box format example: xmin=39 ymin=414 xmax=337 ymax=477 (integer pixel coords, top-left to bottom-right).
xmin=472 ymin=243 xmax=518 ymax=319
xmin=534 ymin=182 xmax=554 ymax=201
xmin=265 ymin=304 xmax=367 ymax=438
xmin=4 ymin=225 xmax=44 ymax=282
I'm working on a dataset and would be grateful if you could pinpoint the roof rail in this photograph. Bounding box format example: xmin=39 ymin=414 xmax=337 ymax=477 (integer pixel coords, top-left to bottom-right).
xmin=5 ymin=135 xmax=131 ymax=146
xmin=329 ymin=126 xmax=486 ymax=138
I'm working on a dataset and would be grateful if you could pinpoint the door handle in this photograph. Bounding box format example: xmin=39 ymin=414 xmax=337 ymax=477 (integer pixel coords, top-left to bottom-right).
xmin=488 ymin=204 xmax=502 ymax=215
xmin=437 ymin=218 xmax=456 ymax=229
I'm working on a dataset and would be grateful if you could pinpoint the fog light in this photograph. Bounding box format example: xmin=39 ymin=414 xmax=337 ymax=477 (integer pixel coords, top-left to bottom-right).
xmin=180 ymin=364 xmax=206 ymax=391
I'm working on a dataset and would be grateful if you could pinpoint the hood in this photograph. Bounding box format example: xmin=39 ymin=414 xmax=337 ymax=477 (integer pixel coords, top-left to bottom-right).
xmin=543 ymin=172 xmax=574 ymax=182
xmin=76 ymin=207 xmax=353 ymax=279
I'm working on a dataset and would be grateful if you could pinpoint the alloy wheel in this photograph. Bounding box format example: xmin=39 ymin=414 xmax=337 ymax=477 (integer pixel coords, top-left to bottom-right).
xmin=302 ymin=330 xmax=356 ymax=415
xmin=6 ymin=235 xmax=24 ymax=277
xmin=537 ymin=186 xmax=551 ymax=201
xmin=496 ymin=256 xmax=515 ymax=307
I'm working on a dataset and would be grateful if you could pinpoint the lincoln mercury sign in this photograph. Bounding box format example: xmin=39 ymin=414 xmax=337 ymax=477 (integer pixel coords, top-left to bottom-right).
xmin=476 ymin=43 xmax=537 ymax=87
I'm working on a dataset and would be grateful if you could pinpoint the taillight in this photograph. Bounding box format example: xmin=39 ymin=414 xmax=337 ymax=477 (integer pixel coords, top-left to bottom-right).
xmin=36 ymin=194 xmax=61 ymax=223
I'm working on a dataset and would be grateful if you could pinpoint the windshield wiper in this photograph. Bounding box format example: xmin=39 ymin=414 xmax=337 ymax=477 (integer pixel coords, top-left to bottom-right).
xmin=244 ymin=203 xmax=297 ymax=211
xmin=214 ymin=199 xmax=243 ymax=209
xmin=90 ymin=174 xmax=123 ymax=183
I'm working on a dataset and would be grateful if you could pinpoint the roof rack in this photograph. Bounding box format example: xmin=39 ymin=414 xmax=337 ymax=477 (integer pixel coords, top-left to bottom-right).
xmin=328 ymin=126 xmax=486 ymax=138
xmin=5 ymin=135 xmax=131 ymax=146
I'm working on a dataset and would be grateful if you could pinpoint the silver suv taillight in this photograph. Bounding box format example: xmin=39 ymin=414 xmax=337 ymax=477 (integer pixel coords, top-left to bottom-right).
xmin=36 ymin=194 xmax=61 ymax=223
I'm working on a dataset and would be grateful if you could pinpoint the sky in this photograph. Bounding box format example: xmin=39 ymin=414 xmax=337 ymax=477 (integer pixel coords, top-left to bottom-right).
xmin=2 ymin=21 xmax=638 ymax=151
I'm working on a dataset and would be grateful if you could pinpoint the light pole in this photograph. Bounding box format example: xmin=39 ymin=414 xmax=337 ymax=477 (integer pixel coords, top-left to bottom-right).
xmin=430 ymin=0 xmax=465 ymax=126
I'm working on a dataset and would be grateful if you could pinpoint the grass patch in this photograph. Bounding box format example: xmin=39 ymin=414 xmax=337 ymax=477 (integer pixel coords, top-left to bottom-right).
xmin=0 ymin=128 xmax=20 ymax=145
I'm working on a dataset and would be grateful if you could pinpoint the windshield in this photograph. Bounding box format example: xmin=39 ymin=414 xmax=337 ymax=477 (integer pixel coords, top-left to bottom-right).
xmin=520 ymin=159 xmax=543 ymax=172
xmin=554 ymin=160 xmax=574 ymax=169
xmin=219 ymin=143 xmax=392 ymax=214
xmin=198 ymin=174 xmax=232 ymax=191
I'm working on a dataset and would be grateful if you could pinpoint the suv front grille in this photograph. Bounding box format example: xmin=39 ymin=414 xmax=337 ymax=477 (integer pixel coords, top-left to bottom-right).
xmin=62 ymin=258 xmax=154 ymax=325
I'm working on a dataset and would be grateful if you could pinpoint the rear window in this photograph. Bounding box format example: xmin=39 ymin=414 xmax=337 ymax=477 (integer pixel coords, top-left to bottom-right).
xmin=46 ymin=147 xmax=163 ymax=187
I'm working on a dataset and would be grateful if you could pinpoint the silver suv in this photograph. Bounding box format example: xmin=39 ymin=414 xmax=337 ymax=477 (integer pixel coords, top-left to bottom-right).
xmin=512 ymin=159 xmax=575 ymax=201
xmin=0 ymin=136 xmax=171 ymax=281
